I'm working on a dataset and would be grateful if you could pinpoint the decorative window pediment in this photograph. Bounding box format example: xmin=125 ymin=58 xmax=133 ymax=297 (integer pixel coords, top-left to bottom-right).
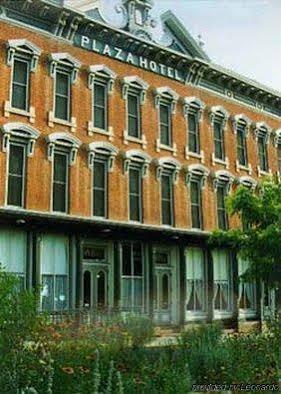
xmin=239 ymin=176 xmax=257 ymax=191
xmin=46 ymin=132 xmax=81 ymax=165
xmin=213 ymin=170 xmax=235 ymax=193
xmin=209 ymin=105 xmax=229 ymax=127
xmin=88 ymin=65 xmax=117 ymax=94
xmin=87 ymin=141 xmax=118 ymax=171
xmin=253 ymin=122 xmax=271 ymax=143
xmin=2 ymin=122 xmax=40 ymax=156
xmin=184 ymin=96 xmax=205 ymax=118
xmin=122 ymin=149 xmax=152 ymax=177
xmin=122 ymin=76 xmax=149 ymax=104
xmin=7 ymin=39 xmax=41 ymax=71
xmin=154 ymin=86 xmax=179 ymax=114
xmin=185 ymin=164 xmax=210 ymax=189
xmin=273 ymin=129 xmax=281 ymax=147
xmin=49 ymin=53 xmax=81 ymax=84
xmin=155 ymin=157 xmax=181 ymax=183
xmin=232 ymin=114 xmax=252 ymax=135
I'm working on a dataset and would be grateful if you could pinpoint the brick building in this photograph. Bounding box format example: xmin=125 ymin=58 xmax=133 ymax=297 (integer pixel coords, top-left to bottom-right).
xmin=0 ymin=0 xmax=279 ymax=328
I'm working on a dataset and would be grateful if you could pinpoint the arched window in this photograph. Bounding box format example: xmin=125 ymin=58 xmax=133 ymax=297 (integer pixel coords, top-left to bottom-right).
xmin=2 ymin=122 xmax=40 ymax=207
xmin=122 ymin=149 xmax=152 ymax=222
xmin=184 ymin=97 xmax=205 ymax=161
xmin=46 ymin=132 xmax=82 ymax=213
xmin=155 ymin=86 xmax=179 ymax=155
xmin=87 ymin=142 xmax=118 ymax=218
xmin=209 ymin=105 xmax=229 ymax=167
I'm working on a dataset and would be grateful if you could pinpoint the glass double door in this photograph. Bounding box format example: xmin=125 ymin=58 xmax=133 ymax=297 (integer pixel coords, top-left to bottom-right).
xmin=83 ymin=266 xmax=108 ymax=310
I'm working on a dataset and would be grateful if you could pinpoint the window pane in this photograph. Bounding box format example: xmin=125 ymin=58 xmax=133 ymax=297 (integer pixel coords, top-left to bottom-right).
xmin=122 ymin=243 xmax=132 ymax=276
xmin=186 ymin=249 xmax=205 ymax=312
xmin=94 ymin=83 xmax=106 ymax=107
xmin=41 ymin=276 xmax=54 ymax=311
xmin=161 ymin=175 xmax=170 ymax=199
xmin=217 ymin=186 xmax=228 ymax=230
xmin=128 ymin=116 xmax=139 ymax=137
xmin=94 ymin=161 xmax=106 ymax=189
xmin=8 ymin=144 xmax=25 ymax=207
xmin=133 ymin=244 xmax=142 ymax=276
xmin=53 ymin=153 xmax=67 ymax=213
xmin=93 ymin=161 xmax=107 ymax=217
xmin=213 ymin=251 xmax=231 ymax=311
xmin=258 ymin=137 xmax=268 ymax=171
xmin=55 ymin=95 xmax=68 ymax=120
xmin=55 ymin=275 xmax=68 ymax=310
xmin=56 ymin=72 xmax=69 ymax=96
xmin=128 ymin=94 xmax=138 ymax=116
xmin=94 ymin=189 xmax=105 ymax=217
xmin=12 ymin=85 xmax=27 ymax=110
xmin=94 ymin=107 xmax=105 ymax=129
xmin=54 ymin=153 xmax=67 ymax=182
xmin=214 ymin=121 xmax=224 ymax=160
xmin=160 ymin=104 xmax=171 ymax=146
xmin=188 ymin=113 xmax=199 ymax=153
xmin=53 ymin=183 xmax=66 ymax=212
xmin=160 ymin=104 xmax=169 ymax=124
xmin=55 ymin=72 xmax=69 ymax=120
xmin=94 ymin=83 xmax=106 ymax=129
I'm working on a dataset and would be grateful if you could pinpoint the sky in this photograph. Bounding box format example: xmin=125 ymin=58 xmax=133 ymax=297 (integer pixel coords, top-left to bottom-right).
xmin=99 ymin=0 xmax=281 ymax=91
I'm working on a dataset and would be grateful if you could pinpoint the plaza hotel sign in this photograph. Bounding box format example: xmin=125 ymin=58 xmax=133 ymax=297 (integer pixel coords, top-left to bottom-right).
xmin=76 ymin=35 xmax=187 ymax=83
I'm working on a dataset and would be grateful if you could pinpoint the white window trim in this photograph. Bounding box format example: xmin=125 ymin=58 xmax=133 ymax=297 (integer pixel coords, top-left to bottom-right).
xmin=48 ymin=53 xmax=81 ymax=132
xmin=209 ymin=105 xmax=229 ymax=168
xmin=88 ymin=65 xmax=117 ymax=139
xmin=232 ymin=114 xmax=252 ymax=174
xmin=185 ymin=247 xmax=208 ymax=321
xmin=155 ymin=87 xmax=179 ymax=156
xmin=2 ymin=123 xmax=40 ymax=208
xmin=155 ymin=157 xmax=181 ymax=184
xmin=253 ymin=122 xmax=272 ymax=177
xmin=184 ymin=96 xmax=205 ymax=162
xmin=5 ymin=39 xmax=41 ymax=123
xmin=239 ymin=176 xmax=257 ymax=191
xmin=122 ymin=76 xmax=149 ymax=149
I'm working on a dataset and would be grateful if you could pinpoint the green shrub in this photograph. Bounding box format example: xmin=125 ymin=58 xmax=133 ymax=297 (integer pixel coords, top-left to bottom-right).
xmin=121 ymin=314 xmax=155 ymax=348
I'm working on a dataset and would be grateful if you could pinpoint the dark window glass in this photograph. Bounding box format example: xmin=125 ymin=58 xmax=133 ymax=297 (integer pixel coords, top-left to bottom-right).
xmin=129 ymin=168 xmax=142 ymax=221
xmin=188 ymin=113 xmax=200 ymax=153
xmin=161 ymin=174 xmax=173 ymax=225
xmin=128 ymin=93 xmax=140 ymax=137
xmin=8 ymin=144 xmax=25 ymax=207
xmin=278 ymin=144 xmax=281 ymax=173
xmin=12 ymin=59 xmax=29 ymax=110
xmin=258 ymin=136 xmax=268 ymax=172
xmin=94 ymin=82 xmax=107 ymax=129
xmin=217 ymin=185 xmax=228 ymax=230
xmin=93 ymin=160 xmax=107 ymax=217
xmin=55 ymin=71 xmax=70 ymax=120
xmin=237 ymin=126 xmax=248 ymax=166
xmin=53 ymin=152 xmax=68 ymax=212
xmin=190 ymin=180 xmax=202 ymax=229
xmin=214 ymin=120 xmax=225 ymax=160
xmin=160 ymin=103 xmax=171 ymax=146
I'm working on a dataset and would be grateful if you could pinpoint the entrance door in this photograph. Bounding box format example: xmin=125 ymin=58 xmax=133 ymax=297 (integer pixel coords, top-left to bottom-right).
xmin=153 ymin=250 xmax=172 ymax=324
xmin=83 ymin=267 xmax=108 ymax=310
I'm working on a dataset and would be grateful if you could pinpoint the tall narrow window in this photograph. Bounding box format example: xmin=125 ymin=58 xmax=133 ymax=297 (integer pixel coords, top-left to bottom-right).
xmin=128 ymin=92 xmax=140 ymax=138
xmin=161 ymin=174 xmax=173 ymax=226
xmin=258 ymin=135 xmax=268 ymax=172
xmin=278 ymin=144 xmax=281 ymax=173
xmin=217 ymin=185 xmax=228 ymax=230
xmin=160 ymin=103 xmax=171 ymax=146
xmin=188 ymin=112 xmax=200 ymax=154
xmin=8 ymin=143 xmax=25 ymax=207
xmin=121 ymin=243 xmax=143 ymax=312
xmin=93 ymin=81 xmax=107 ymax=130
xmin=237 ymin=125 xmax=248 ymax=166
xmin=55 ymin=71 xmax=70 ymax=121
xmin=11 ymin=59 xmax=29 ymax=111
xmin=186 ymin=248 xmax=206 ymax=316
xmin=129 ymin=167 xmax=142 ymax=222
xmin=53 ymin=152 xmax=68 ymax=213
xmin=214 ymin=120 xmax=225 ymax=160
xmin=238 ymin=258 xmax=256 ymax=317
xmin=93 ymin=159 xmax=107 ymax=217
xmin=213 ymin=250 xmax=232 ymax=315
xmin=190 ymin=179 xmax=202 ymax=229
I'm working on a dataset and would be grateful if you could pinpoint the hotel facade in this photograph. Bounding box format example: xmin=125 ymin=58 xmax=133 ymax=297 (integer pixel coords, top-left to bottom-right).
xmin=0 ymin=0 xmax=280 ymax=329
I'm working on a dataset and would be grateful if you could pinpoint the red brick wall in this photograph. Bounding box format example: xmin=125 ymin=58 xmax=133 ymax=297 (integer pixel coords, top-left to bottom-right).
xmin=0 ymin=21 xmax=280 ymax=231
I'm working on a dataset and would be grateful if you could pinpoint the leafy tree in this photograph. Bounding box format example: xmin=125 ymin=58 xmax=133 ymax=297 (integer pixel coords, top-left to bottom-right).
xmin=209 ymin=177 xmax=281 ymax=288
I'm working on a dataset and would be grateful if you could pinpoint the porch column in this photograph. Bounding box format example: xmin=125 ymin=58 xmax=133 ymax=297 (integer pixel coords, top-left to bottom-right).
xmin=206 ymin=248 xmax=214 ymax=323
xmin=179 ymin=244 xmax=186 ymax=326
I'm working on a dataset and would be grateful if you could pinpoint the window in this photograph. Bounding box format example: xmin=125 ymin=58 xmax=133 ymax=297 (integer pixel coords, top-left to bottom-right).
xmin=121 ymin=243 xmax=143 ymax=312
xmin=161 ymin=174 xmax=173 ymax=226
xmin=11 ymin=59 xmax=30 ymax=111
xmin=188 ymin=112 xmax=200 ymax=153
xmin=278 ymin=144 xmax=281 ymax=173
xmin=53 ymin=152 xmax=68 ymax=213
xmin=258 ymin=135 xmax=268 ymax=172
xmin=93 ymin=81 xmax=107 ymax=130
xmin=0 ymin=229 xmax=27 ymax=291
xmin=93 ymin=159 xmax=107 ymax=217
xmin=7 ymin=143 xmax=26 ymax=207
xmin=55 ymin=70 xmax=71 ymax=121
xmin=237 ymin=125 xmax=248 ymax=166
xmin=41 ymin=234 xmax=69 ymax=311
xmin=217 ymin=185 xmax=228 ymax=230
xmin=129 ymin=167 xmax=142 ymax=221
xmin=160 ymin=103 xmax=172 ymax=146
xmin=190 ymin=179 xmax=202 ymax=229
xmin=128 ymin=92 xmax=140 ymax=138
xmin=212 ymin=250 xmax=233 ymax=315
xmin=214 ymin=120 xmax=225 ymax=160
xmin=122 ymin=76 xmax=148 ymax=145
xmin=186 ymin=248 xmax=206 ymax=316
xmin=238 ymin=258 xmax=256 ymax=317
